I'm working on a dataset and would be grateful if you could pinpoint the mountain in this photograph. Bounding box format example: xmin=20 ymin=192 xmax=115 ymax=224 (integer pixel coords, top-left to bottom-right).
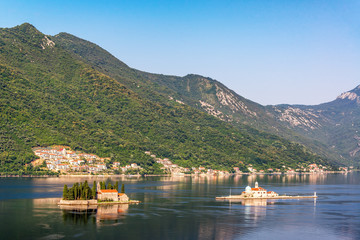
xmin=53 ymin=32 xmax=346 ymax=166
xmin=269 ymin=86 xmax=360 ymax=166
xmin=53 ymin=29 xmax=360 ymax=167
xmin=0 ymin=23 xmax=331 ymax=175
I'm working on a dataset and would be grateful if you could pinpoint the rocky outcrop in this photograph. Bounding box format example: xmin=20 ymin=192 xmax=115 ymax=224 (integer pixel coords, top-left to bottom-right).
xmin=273 ymin=107 xmax=321 ymax=130
xmin=215 ymin=84 xmax=257 ymax=117
xmin=199 ymin=100 xmax=227 ymax=121
xmin=41 ymin=36 xmax=55 ymax=49
xmin=336 ymin=87 xmax=360 ymax=105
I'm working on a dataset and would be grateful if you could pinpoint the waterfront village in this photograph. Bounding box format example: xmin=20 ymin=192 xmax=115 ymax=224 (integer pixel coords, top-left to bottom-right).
xmin=31 ymin=145 xmax=350 ymax=176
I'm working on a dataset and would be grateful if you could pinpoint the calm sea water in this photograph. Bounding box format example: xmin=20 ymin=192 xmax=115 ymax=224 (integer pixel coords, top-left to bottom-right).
xmin=0 ymin=173 xmax=359 ymax=240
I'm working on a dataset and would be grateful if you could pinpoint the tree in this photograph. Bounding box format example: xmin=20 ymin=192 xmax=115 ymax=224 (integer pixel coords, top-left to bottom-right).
xmin=67 ymin=188 xmax=74 ymax=200
xmin=63 ymin=184 xmax=68 ymax=200
xmin=84 ymin=188 xmax=89 ymax=200
xmin=121 ymin=183 xmax=125 ymax=193
xmin=74 ymin=185 xmax=78 ymax=200
xmin=114 ymin=181 xmax=119 ymax=192
xmin=41 ymin=160 xmax=47 ymax=168
xmin=107 ymin=182 xmax=112 ymax=190
xmin=84 ymin=180 xmax=89 ymax=189
xmin=92 ymin=181 xmax=97 ymax=199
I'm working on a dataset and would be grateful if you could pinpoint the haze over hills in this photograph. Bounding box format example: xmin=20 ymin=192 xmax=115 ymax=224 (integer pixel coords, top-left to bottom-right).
xmin=53 ymin=29 xmax=360 ymax=167
xmin=0 ymin=23 xmax=332 ymax=174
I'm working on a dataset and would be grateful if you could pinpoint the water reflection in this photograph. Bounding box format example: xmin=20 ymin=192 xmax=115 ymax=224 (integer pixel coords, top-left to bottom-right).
xmin=0 ymin=173 xmax=358 ymax=240
xmin=217 ymin=198 xmax=272 ymax=206
xmin=60 ymin=204 xmax=129 ymax=226
xmin=61 ymin=206 xmax=97 ymax=225
xmin=23 ymin=172 xmax=353 ymax=194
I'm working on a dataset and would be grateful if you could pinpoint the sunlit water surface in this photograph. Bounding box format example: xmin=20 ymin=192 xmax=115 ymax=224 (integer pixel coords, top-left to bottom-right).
xmin=0 ymin=173 xmax=359 ymax=240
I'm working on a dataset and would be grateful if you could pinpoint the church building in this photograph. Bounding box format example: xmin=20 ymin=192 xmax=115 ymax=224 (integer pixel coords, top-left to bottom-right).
xmin=97 ymin=182 xmax=129 ymax=202
xmin=241 ymin=182 xmax=279 ymax=198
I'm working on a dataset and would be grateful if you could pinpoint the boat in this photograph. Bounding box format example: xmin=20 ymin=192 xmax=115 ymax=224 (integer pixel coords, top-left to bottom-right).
xmin=215 ymin=182 xmax=317 ymax=200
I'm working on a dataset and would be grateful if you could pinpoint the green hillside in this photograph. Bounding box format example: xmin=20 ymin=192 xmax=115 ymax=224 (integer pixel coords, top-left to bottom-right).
xmin=0 ymin=23 xmax=333 ymax=174
xmin=53 ymin=31 xmax=343 ymax=166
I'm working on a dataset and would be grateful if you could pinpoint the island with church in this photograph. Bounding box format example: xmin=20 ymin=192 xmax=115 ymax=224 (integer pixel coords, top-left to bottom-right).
xmin=216 ymin=182 xmax=317 ymax=200
xmin=58 ymin=180 xmax=140 ymax=205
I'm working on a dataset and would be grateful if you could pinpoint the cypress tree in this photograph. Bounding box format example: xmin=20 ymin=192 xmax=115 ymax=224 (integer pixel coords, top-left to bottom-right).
xmin=80 ymin=182 xmax=85 ymax=199
xmin=63 ymin=185 xmax=68 ymax=200
xmin=74 ymin=185 xmax=78 ymax=200
xmin=87 ymin=186 xmax=92 ymax=200
xmin=114 ymin=181 xmax=119 ymax=192
xmin=107 ymin=182 xmax=112 ymax=190
xmin=92 ymin=181 xmax=97 ymax=199
xmin=84 ymin=188 xmax=88 ymax=200
xmin=121 ymin=184 xmax=125 ymax=193
xmin=76 ymin=183 xmax=80 ymax=200
xmin=67 ymin=188 xmax=74 ymax=200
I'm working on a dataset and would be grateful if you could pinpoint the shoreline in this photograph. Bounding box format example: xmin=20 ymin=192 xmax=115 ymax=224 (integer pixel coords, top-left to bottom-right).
xmin=58 ymin=199 xmax=140 ymax=205
xmin=0 ymin=171 xmax=355 ymax=178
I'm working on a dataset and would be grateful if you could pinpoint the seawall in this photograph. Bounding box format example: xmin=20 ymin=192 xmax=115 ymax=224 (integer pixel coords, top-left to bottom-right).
xmin=58 ymin=199 xmax=98 ymax=205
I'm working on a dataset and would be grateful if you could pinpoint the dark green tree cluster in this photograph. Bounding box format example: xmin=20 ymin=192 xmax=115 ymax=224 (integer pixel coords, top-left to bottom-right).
xmin=99 ymin=181 xmax=120 ymax=191
xmin=62 ymin=180 xmax=96 ymax=200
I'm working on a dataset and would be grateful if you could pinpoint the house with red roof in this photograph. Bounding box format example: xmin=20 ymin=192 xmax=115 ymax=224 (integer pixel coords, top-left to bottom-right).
xmin=241 ymin=182 xmax=279 ymax=198
xmin=96 ymin=183 xmax=129 ymax=202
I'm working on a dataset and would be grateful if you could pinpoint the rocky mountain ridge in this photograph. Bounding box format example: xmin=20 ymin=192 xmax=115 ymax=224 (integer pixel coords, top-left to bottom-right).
xmin=52 ymin=24 xmax=359 ymax=166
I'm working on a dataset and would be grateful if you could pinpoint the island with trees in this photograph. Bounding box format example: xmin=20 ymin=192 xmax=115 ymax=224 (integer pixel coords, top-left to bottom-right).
xmin=59 ymin=180 xmax=139 ymax=205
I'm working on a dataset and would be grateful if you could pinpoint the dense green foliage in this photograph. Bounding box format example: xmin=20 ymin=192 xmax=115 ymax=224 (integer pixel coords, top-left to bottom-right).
xmin=0 ymin=23 xmax=333 ymax=174
xmin=53 ymin=30 xmax=341 ymax=167
xmin=53 ymin=32 xmax=346 ymax=166
xmin=63 ymin=180 xmax=93 ymax=200
xmin=99 ymin=180 xmax=120 ymax=191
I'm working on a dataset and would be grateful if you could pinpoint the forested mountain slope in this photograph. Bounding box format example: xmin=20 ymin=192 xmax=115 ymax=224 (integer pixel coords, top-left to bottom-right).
xmin=53 ymin=31 xmax=344 ymax=166
xmin=0 ymin=23 xmax=334 ymax=174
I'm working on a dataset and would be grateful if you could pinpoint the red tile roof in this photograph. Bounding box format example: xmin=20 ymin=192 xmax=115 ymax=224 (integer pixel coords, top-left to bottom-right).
xmin=251 ymin=187 xmax=266 ymax=191
xmin=99 ymin=189 xmax=118 ymax=193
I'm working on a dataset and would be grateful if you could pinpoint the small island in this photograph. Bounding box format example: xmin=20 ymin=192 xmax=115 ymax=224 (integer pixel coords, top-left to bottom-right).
xmin=58 ymin=180 xmax=139 ymax=205
xmin=216 ymin=182 xmax=317 ymax=200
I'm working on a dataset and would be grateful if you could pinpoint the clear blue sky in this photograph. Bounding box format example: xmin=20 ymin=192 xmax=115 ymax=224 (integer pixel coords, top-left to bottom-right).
xmin=1 ymin=0 xmax=360 ymax=105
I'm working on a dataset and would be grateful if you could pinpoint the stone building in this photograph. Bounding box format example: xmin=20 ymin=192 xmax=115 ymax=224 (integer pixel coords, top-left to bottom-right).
xmin=241 ymin=182 xmax=279 ymax=198
xmin=97 ymin=183 xmax=129 ymax=202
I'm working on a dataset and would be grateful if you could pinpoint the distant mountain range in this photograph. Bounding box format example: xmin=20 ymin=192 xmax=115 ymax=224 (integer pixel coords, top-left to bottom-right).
xmin=53 ymin=28 xmax=360 ymax=167
xmin=0 ymin=23 xmax=354 ymax=174
xmin=270 ymin=86 xmax=360 ymax=166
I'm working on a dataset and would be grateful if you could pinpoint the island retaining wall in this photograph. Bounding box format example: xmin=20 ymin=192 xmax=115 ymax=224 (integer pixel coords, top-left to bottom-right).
xmin=58 ymin=199 xmax=98 ymax=205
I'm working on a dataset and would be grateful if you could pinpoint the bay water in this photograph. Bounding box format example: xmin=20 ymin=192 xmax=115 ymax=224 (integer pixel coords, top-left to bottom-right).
xmin=0 ymin=173 xmax=359 ymax=239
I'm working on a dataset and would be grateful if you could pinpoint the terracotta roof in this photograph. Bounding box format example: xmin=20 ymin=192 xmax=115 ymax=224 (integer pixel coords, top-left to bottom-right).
xmin=118 ymin=193 xmax=125 ymax=196
xmin=99 ymin=189 xmax=118 ymax=193
xmin=251 ymin=187 xmax=266 ymax=191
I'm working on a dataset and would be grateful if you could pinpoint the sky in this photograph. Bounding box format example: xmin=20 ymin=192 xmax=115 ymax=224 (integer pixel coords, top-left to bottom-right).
xmin=1 ymin=0 xmax=360 ymax=105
